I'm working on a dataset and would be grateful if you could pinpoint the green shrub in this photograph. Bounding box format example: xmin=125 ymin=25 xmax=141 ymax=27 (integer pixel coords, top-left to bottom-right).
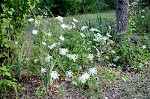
xmin=0 ymin=66 xmax=21 ymax=98
xmin=0 ymin=0 xmax=39 ymax=65
xmin=0 ymin=0 xmax=38 ymax=97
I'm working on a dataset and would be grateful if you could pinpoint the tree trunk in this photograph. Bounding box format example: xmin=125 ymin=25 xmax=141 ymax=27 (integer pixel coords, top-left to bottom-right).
xmin=116 ymin=0 xmax=130 ymax=32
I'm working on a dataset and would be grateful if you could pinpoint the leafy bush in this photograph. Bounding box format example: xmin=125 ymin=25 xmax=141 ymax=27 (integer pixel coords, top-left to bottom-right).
xmin=0 ymin=0 xmax=39 ymax=65
xmin=0 ymin=0 xmax=38 ymax=97
xmin=0 ymin=66 xmax=21 ymax=98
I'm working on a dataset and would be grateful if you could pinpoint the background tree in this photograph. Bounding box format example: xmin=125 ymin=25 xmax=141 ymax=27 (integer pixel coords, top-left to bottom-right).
xmin=116 ymin=0 xmax=130 ymax=32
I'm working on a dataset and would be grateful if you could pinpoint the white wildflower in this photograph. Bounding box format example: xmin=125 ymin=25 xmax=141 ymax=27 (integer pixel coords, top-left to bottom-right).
xmin=66 ymin=25 xmax=72 ymax=30
xmin=61 ymin=24 xmax=68 ymax=29
xmin=32 ymin=30 xmax=38 ymax=35
xmin=55 ymin=16 xmax=63 ymax=22
xmin=48 ymin=43 xmax=57 ymax=49
xmin=59 ymin=35 xmax=65 ymax=41
xmin=73 ymin=18 xmax=78 ymax=22
xmin=42 ymin=42 xmax=46 ymax=46
xmin=93 ymin=33 xmax=102 ymax=41
xmin=59 ymin=48 xmax=68 ymax=55
xmin=79 ymin=72 xmax=90 ymax=83
xmin=88 ymin=68 xmax=97 ymax=75
xmin=87 ymin=54 xmax=94 ymax=61
xmin=71 ymin=22 xmax=76 ymax=28
xmin=109 ymin=26 xmax=111 ymax=30
xmin=45 ymin=55 xmax=52 ymax=62
xmin=102 ymin=36 xmax=108 ymax=41
xmin=34 ymin=59 xmax=38 ymax=63
xmin=90 ymin=28 xmax=100 ymax=32
xmin=142 ymin=10 xmax=145 ymax=12
xmin=105 ymin=97 xmax=109 ymax=99
xmin=141 ymin=45 xmax=146 ymax=49
xmin=28 ymin=18 xmax=34 ymax=22
xmin=80 ymin=33 xmax=86 ymax=38
xmin=66 ymin=54 xmax=78 ymax=62
xmin=15 ymin=41 xmax=18 ymax=44
xmin=141 ymin=16 xmax=145 ymax=18
xmin=66 ymin=70 xmax=73 ymax=78
xmin=106 ymin=33 xmax=112 ymax=38
xmin=47 ymin=32 xmax=52 ymax=37
xmin=50 ymin=71 xmax=60 ymax=79
xmin=81 ymin=26 xmax=88 ymax=31
xmin=41 ymin=68 xmax=46 ymax=73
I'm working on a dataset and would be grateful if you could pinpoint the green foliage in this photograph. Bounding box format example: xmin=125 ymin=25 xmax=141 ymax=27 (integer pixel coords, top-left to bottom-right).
xmin=34 ymin=0 xmax=113 ymax=16
xmin=0 ymin=0 xmax=38 ymax=97
xmin=0 ymin=0 xmax=39 ymax=65
xmin=112 ymin=37 xmax=149 ymax=71
xmin=135 ymin=8 xmax=150 ymax=34
xmin=0 ymin=66 xmax=20 ymax=98
xmin=103 ymin=0 xmax=116 ymax=10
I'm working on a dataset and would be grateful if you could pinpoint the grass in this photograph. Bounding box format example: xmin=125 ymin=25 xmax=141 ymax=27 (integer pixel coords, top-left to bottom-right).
xmin=64 ymin=11 xmax=115 ymax=22
xmin=44 ymin=11 xmax=115 ymax=27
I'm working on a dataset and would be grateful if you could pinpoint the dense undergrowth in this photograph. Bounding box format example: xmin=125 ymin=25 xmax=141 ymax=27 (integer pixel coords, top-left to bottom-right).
xmin=0 ymin=0 xmax=150 ymax=98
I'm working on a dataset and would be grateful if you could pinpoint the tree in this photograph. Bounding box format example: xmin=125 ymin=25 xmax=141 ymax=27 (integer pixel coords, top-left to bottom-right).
xmin=116 ymin=0 xmax=130 ymax=32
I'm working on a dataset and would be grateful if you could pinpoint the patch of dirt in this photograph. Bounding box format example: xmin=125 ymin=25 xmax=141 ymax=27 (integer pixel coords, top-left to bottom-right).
xmin=8 ymin=62 xmax=150 ymax=99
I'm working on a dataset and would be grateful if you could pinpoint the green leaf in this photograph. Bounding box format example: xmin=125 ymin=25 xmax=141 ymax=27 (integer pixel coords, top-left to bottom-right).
xmin=0 ymin=66 xmax=7 ymax=71
xmin=4 ymin=72 xmax=11 ymax=77
xmin=8 ymin=11 xmax=13 ymax=15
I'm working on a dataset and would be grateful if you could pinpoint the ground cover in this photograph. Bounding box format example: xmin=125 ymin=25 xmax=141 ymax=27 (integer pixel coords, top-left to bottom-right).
xmin=1 ymin=11 xmax=150 ymax=99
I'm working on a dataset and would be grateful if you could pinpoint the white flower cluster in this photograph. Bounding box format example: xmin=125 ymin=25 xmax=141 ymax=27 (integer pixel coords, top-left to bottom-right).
xmin=59 ymin=35 xmax=65 ymax=41
xmin=50 ymin=71 xmax=60 ymax=79
xmin=60 ymin=24 xmax=74 ymax=30
xmin=41 ymin=68 xmax=60 ymax=80
xmin=42 ymin=42 xmax=46 ymax=46
xmin=93 ymin=33 xmax=108 ymax=43
xmin=141 ymin=45 xmax=146 ymax=49
xmin=79 ymin=68 xmax=97 ymax=83
xmin=59 ymin=48 xmax=68 ymax=55
xmin=79 ymin=72 xmax=90 ymax=83
xmin=55 ymin=16 xmax=64 ymax=22
xmin=45 ymin=55 xmax=52 ymax=62
xmin=32 ymin=29 xmax=38 ymax=35
xmin=88 ymin=68 xmax=97 ymax=75
xmin=66 ymin=54 xmax=78 ymax=62
xmin=28 ymin=18 xmax=34 ymax=22
xmin=87 ymin=54 xmax=94 ymax=61
xmin=81 ymin=26 xmax=88 ymax=31
xmin=73 ymin=18 xmax=78 ymax=22
xmin=66 ymin=70 xmax=73 ymax=78
xmin=46 ymin=32 xmax=52 ymax=37
xmin=48 ymin=43 xmax=58 ymax=49
xmin=90 ymin=28 xmax=100 ymax=32
xmin=60 ymin=18 xmax=77 ymax=29
xmin=41 ymin=68 xmax=46 ymax=73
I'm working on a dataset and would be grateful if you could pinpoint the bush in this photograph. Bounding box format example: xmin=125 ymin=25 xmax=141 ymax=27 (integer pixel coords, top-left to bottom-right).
xmin=0 ymin=0 xmax=39 ymax=65
xmin=0 ymin=0 xmax=38 ymax=97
